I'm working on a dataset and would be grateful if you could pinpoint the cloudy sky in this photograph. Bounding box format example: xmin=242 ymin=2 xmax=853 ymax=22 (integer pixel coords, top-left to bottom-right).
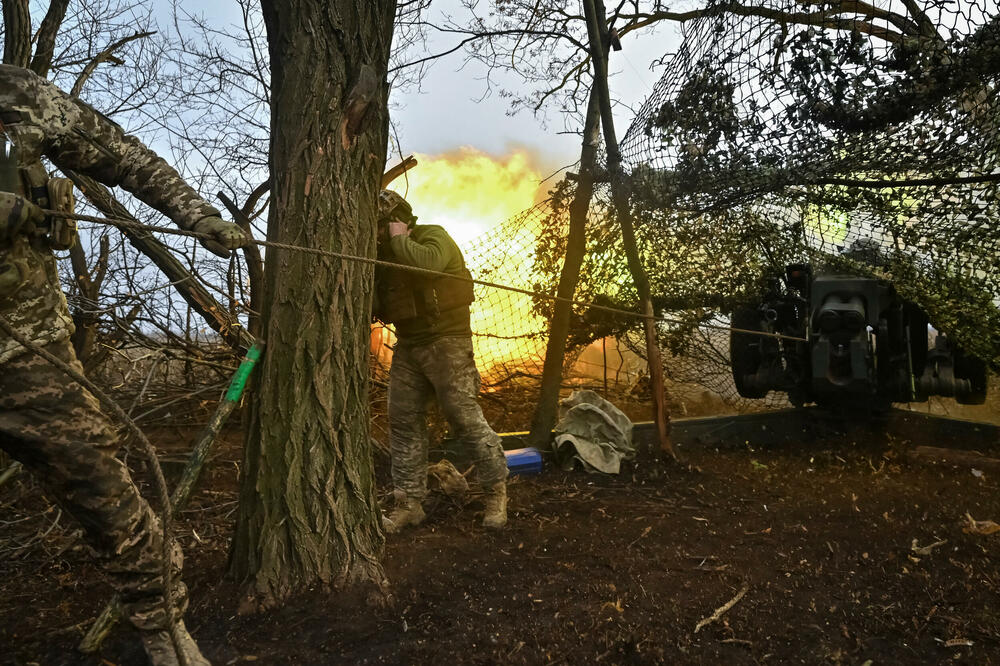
xmin=188 ymin=1 xmax=681 ymax=169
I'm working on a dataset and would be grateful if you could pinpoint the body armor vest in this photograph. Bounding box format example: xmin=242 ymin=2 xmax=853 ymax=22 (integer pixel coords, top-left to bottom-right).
xmin=375 ymin=263 xmax=475 ymax=325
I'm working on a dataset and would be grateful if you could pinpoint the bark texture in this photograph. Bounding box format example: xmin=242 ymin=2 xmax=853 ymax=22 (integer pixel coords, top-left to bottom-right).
xmin=28 ymin=0 xmax=70 ymax=77
xmin=229 ymin=0 xmax=396 ymax=609
xmin=1 ymin=0 xmax=31 ymax=67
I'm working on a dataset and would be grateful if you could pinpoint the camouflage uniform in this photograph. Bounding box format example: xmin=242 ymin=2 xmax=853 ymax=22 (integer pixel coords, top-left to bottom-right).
xmin=388 ymin=335 xmax=508 ymax=500
xmin=0 ymin=65 xmax=219 ymax=641
xmin=380 ymin=223 xmax=508 ymax=501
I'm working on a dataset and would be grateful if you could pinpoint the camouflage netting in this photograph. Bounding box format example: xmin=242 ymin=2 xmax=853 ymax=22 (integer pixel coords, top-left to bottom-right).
xmin=47 ymin=0 xmax=1000 ymax=415
xmin=448 ymin=0 xmax=1000 ymax=409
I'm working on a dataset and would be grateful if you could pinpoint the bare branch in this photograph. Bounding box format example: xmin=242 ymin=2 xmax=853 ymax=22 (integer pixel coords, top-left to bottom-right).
xmin=617 ymin=3 xmax=909 ymax=44
xmin=70 ymin=30 xmax=155 ymax=98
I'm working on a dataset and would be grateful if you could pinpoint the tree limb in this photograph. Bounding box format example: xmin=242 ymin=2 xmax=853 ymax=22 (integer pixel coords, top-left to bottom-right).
xmin=70 ymin=31 xmax=155 ymax=98
xmin=28 ymin=0 xmax=70 ymax=77
xmin=617 ymin=2 xmax=908 ymax=44
xmin=381 ymin=155 xmax=417 ymax=188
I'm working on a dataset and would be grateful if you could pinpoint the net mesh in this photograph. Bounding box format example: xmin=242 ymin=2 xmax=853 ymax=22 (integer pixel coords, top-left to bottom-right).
xmin=443 ymin=0 xmax=999 ymax=409
xmin=53 ymin=1 xmax=1000 ymax=415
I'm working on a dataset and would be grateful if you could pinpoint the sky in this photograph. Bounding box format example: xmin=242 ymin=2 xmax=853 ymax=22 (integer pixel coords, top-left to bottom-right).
xmin=184 ymin=1 xmax=681 ymax=171
xmin=387 ymin=2 xmax=679 ymax=167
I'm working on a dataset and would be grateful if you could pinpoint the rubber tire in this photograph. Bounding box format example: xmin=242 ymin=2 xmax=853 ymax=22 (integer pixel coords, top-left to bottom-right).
xmin=954 ymin=351 xmax=988 ymax=405
xmin=730 ymin=307 xmax=769 ymax=399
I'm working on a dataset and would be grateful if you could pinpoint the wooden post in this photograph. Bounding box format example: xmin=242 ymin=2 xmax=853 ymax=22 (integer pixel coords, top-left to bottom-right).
xmin=171 ymin=342 xmax=264 ymax=511
xmin=0 ymin=461 xmax=22 ymax=489
xmin=528 ymin=88 xmax=602 ymax=447
xmin=582 ymin=0 xmax=676 ymax=460
xmin=603 ymin=337 xmax=608 ymax=397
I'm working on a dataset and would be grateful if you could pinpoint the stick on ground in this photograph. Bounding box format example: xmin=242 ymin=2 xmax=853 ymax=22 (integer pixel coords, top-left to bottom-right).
xmin=694 ymin=583 xmax=750 ymax=633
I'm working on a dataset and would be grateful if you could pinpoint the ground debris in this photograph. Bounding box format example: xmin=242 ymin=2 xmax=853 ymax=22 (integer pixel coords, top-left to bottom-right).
xmin=962 ymin=512 xmax=1000 ymax=535
xmin=428 ymin=459 xmax=470 ymax=503
xmin=911 ymin=538 xmax=947 ymax=556
xmin=694 ymin=583 xmax=749 ymax=634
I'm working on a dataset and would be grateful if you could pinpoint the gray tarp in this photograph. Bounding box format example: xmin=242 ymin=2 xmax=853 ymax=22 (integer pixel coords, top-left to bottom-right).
xmin=552 ymin=390 xmax=635 ymax=474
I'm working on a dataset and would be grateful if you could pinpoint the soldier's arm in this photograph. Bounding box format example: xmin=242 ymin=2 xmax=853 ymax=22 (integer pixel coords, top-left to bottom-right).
xmin=388 ymin=226 xmax=459 ymax=273
xmin=32 ymin=73 xmax=220 ymax=230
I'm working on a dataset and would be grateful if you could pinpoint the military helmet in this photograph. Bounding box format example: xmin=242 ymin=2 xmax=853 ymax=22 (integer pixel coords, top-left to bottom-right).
xmin=378 ymin=189 xmax=417 ymax=225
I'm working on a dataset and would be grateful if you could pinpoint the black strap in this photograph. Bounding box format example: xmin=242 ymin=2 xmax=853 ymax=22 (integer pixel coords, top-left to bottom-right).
xmin=26 ymin=185 xmax=49 ymax=208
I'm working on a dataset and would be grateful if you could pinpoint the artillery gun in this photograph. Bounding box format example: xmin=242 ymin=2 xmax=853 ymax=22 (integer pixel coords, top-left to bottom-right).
xmin=730 ymin=262 xmax=988 ymax=408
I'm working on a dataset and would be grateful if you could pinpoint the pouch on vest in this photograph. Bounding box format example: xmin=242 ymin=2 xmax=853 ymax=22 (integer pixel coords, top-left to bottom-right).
xmin=374 ymin=267 xmax=419 ymax=324
xmin=44 ymin=178 xmax=77 ymax=250
xmin=0 ymin=134 xmax=42 ymax=242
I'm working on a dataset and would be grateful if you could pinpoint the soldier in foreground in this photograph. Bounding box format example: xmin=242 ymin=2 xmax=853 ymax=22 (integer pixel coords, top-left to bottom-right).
xmin=0 ymin=65 xmax=245 ymax=665
xmin=374 ymin=189 xmax=509 ymax=532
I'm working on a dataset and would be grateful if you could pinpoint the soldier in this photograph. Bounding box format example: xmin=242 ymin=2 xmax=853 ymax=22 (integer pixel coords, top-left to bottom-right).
xmin=0 ymin=65 xmax=245 ymax=665
xmin=374 ymin=189 xmax=508 ymax=532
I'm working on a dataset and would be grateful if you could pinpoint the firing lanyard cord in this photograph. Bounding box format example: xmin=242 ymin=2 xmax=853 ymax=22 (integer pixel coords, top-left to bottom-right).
xmin=46 ymin=209 xmax=809 ymax=345
xmin=0 ymin=313 xmax=189 ymax=666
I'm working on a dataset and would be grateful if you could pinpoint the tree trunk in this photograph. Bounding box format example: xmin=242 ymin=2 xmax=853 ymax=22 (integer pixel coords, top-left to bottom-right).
xmin=528 ymin=88 xmax=601 ymax=446
xmin=229 ymin=0 xmax=396 ymax=610
xmin=68 ymin=234 xmax=108 ymax=363
xmin=2 ymin=0 xmax=31 ymax=67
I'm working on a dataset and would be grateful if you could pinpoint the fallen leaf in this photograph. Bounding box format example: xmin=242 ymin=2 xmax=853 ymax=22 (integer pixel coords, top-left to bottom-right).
xmin=600 ymin=599 xmax=624 ymax=613
xmin=964 ymin=512 xmax=1000 ymax=535
xmin=911 ymin=538 xmax=947 ymax=556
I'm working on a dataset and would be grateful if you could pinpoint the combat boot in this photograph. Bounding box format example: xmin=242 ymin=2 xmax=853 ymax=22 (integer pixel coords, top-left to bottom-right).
xmin=140 ymin=619 xmax=211 ymax=666
xmin=482 ymin=481 xmax=507 ymax=529
xmin=383 ymin=497 xmax=426 ymax=534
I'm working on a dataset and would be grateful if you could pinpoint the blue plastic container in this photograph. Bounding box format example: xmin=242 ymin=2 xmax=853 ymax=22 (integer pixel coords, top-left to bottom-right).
xmin=504 ymin=447 xmax=543 ymax=476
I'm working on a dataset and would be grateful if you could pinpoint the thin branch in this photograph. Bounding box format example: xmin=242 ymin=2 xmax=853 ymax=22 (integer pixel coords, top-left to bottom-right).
xmin=389 ymin=27 xmax=584 ymax=73
xmin=618 ymin=2 xmax=909 ymax=44
xmin=70 ymin=31 xmax=156 ymax=98
xmin=694 ymin=583 xmax=750 ymax=633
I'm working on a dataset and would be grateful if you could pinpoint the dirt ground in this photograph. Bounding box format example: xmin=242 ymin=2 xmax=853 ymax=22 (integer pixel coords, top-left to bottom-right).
xmin=3 ymin=402 xmax=1000 ymax=665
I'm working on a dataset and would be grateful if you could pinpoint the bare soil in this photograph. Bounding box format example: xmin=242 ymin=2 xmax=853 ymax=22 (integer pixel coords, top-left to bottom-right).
xmin=2 ymin=406 xmax=1000 ymax=665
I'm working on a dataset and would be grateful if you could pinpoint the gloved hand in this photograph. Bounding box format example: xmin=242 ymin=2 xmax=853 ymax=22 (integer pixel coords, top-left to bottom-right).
xmin=0 ymin=192 xmax=45 ymax=241
xmin=192 ymin=216 xmax=247 ymax=258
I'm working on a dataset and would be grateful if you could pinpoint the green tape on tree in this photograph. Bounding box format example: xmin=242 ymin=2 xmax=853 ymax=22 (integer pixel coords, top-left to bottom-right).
xmin=224 ymin=342 xmax=263 ymax=402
